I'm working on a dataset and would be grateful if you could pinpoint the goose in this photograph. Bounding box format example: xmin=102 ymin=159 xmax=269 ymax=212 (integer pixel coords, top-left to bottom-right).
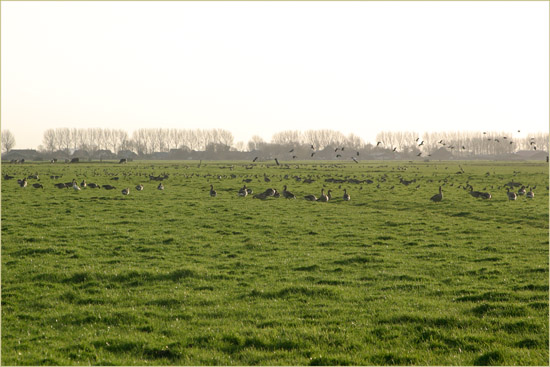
xmin=88 ymin=183 xmax=100 ymax=189
xmin=54 ymin=183 xmax=67 ymax=189
xmin=317 ymin=188 xmax=329 ymax=202
xmin=468 ymin=185 xmax=483 ymax=198
xmin=526 ymin=189 xmax=534 ymax=198
xmin=157 ymin=183 xmax=164 ymax=190
xmin=517 ymin=186 xmax=526 ymax=196
xmin=264 ymin=188 xmax=275 ymax=197
xmin=72 ymin=182 xmax=81 ymax=191
xmin=282 ymin=185 xmax=296 ymax=199
xmin=32 ymin=183 xmax=43 ymax=189
xmin=246 ymin=188 xmax=253 ymax=195
xmin=238 ymin=185 xmax=248 ymax=197
xmin=209 ymin=184 xmax=217 ymax=197
xmin=135 ymin=184 xmax=144 ymax=191
xmin=304 ymin=194 xmax=317 ymax=201
xmin=18 ymin=178 xmax=28 ymax=188
xmin=273 ymin=189 xmax=280 ymax=198
xmin=343 ymin=189 xmax=350 ymax=201
xmin=80 ymin=180 xmax=87 ymax=188
xmin=506 ymin=188 xmax=517 ymax=200
xmin=102 ymin=184 xmax=116 ymax=190
xmin=430 ymin=186 xmax=443 ymax=202
xmin=253 ymin=191 xmax=269 ymax=200
xmin=326 ymin=190 xmax=332 ymax=200
xmin=122 ymin=188 xmax=130 ymax=195
xmin=480 ymin=192 xmax=492 ymax=199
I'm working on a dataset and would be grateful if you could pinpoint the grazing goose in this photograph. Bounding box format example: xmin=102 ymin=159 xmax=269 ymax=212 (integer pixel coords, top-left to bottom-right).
xmin=304 ymin=194 xmax=317 ymax=201
xmin=317 ymin=188 xmax=329 ymax=202
xmin=102 ymin=184 xmax=116 ymax=190
xmin=273 ymin=189 xmax=280 ymax=198
xmin=343 ymin=189 xmax=350 ymax=201
xmin=122 ymin=188 xmax=130 ymax=195
xmin=135 ymin=184 xmax=144 ymax=191
xmin=246 ymin=188 xmax=253 ymax=195
xmin=526 ymin=189 xmax=534 ymax=198
xmin=430 ymin=186 xmax=443 ymax=202
xmin=157 ymin=183 xmax=164 ymax=190
xmin=480 ymin=192 xmax=492 ymax=199
xmin=88 ymin=183 xmax=100 ymax=189
xmin=32 ymin=183 xmax=43 ymax=189
xmin=209 ymin=184 xmax=217 ymax=197
xmin=506 ymin=188 xmax=517 ymax=200
xmin=54 ymin=182 xmax=67 ymax=189
xmin=468 ymin=186 xmax=483 ymax=198
xmin=238 ymin=185 xmax=248 ymax=197
xmin=253 ymin=191 xmax=269 ymax=200
xmin=264 ymin=188 xmax=275 ymax=197
xmin=282 ymin=185 xmax=296 ymax=199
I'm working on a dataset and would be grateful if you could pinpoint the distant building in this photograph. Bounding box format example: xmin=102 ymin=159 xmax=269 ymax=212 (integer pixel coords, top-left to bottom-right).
xmin=1 ymin=149 xmax=41 ymax=161
xmin=515 ymin=150 xmax=548 ymax=161
xmin=429 ymin=147 xmax=453 ymax=160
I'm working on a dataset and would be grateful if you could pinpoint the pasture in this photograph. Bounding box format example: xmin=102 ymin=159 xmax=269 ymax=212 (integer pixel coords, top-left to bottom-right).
xmin=1 ymin=160 xmax=548 ymax=365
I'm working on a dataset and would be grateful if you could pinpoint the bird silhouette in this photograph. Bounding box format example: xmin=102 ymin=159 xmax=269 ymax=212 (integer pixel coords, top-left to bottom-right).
xmin=275 ymin=158 xmax=280 ymax=165
xmin=376 ymin=142 xmax=382 ymax=146
xmin=253 ymin=157 xmax=258 ymax=162
xmin=392 ymin=147 xmax=397 ymax=152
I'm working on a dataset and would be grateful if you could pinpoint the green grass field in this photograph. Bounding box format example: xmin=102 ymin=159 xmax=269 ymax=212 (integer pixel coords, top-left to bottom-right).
xmin=1 ymin=160 xmax=548 ymax=365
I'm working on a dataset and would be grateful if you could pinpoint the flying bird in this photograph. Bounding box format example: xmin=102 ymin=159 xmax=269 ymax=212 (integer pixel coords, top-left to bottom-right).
xmin=376 ymin=142 xmax=382 ymax=147
xmin=351 ymin=157 xmax=358 ymax=163
xmin=356 ymin=151 xmax=360 ymax=156
xmin=253 ymin=157 xmax=258 ymax=162
xmin=310 ymin=145 xmax=315 ymax=150
xmin=311 ymin=152 xmax=315 ymax=157
xmin=336 ymin=154 xmax=342 ymax=158
xmin=289 ymin=149 xmax=294 ymax=153
xmin=392 ymin=147 xmax=397 ymax=152
xmin=275 ymin=158 xmax=280 ymax=165
xmin=417 ymin=152 xmax=422 ymax=156
xmin=418 ymin=141 xmax=424 ymax=146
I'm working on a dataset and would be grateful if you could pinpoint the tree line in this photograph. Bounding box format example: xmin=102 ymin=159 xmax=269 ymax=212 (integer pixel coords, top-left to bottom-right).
xmin=1 ymin=127 xmax=548 ymax=159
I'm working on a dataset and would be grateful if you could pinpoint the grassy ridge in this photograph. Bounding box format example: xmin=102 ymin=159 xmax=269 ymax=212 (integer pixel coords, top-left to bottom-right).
xmin=1 ymin=160 xmax=548 ymax=365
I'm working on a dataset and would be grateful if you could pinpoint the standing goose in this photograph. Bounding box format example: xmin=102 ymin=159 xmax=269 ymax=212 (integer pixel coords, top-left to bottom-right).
xmin=80 ymin=180 xmax=87 ymax=189
xmin=282 ymin=185 xmax=296 ymax=199
xmin=430 ymin=186 xmax=443 ymax=202
xmin=210 ymin=184 xmax=217 ymax=197
xmin=32 ymin=183 xmax=43 ymax=189
xmin=72 ymin=182 xmax=81 ymax=191
xmin=18 ymin=178 xmax=28 ymax=188
xmin=317 ymin=188 xmax=329 ymax=202
xmin=517 ymin=186 xmax=526 ymax=196
xmin=157 ymin=183 xmax=164 ymax=190
xmin=136 ymin=184 xmax=144 ymax=191
xmin=343 ymin=189 xmax=350 ymax=201
xmin=122 ymin=187 xmax=130 ymax=195
xmin=238 ymin=185 xmax=248 ymax=197
xmin=526 ymin=188 xmax=534 ymax=198
xmin=506 ymin=188 xmax=517 ymax=200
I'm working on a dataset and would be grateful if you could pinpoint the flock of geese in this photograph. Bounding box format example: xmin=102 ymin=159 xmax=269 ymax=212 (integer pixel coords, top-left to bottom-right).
xmin=7 ymin=168 xmax=539 ymax=203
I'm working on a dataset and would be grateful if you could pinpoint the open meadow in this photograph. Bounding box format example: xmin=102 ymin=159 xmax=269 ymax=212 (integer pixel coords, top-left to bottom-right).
xmin=1 ymin=160 xmax=548 ymax=365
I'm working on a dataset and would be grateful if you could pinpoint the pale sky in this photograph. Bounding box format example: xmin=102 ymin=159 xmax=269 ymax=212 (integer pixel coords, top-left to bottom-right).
xmin=1 ymin=1 xmax=549 ymax=150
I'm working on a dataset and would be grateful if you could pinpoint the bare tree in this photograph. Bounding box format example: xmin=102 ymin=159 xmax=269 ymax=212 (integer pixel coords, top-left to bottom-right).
xmin=1 ymin=129 xmax=16 ymax=152
xmin=42 ymin=129 xmax=57 ymax=152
